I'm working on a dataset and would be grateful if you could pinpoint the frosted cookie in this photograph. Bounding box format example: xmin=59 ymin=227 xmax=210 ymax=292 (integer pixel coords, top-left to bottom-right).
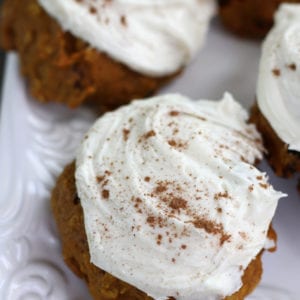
xmin=0 ymin=0 xmax=215 ymax=109
xmin=52 ymin=93 xmax=284 ymax=299
xmin=251 ymin=4 xmax=300 ymax=178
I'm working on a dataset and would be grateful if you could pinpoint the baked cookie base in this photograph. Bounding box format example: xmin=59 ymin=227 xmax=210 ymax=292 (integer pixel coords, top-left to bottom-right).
xmin=250 ymin=103 xmax=300 ymax=178
xmin=51 ymin=162 xmax=275 ymax=300
xmin=218 ymin=0 xmax=300 ymax=39
xmin=0 ymin=0 xmax=177 ymax=110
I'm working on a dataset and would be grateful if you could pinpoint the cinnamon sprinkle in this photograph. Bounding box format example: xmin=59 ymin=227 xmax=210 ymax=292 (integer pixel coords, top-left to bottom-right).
xmin=146 ymin=215 xmax=166 ymax=229
xmin=272 ymin=68 xmax=281 ymax=76
xmin=144 ymin=130 xmax=156 ymax=139
xmin=191 ymin=217 xmax=231 ymax=246
xmin=96 ymin=175 xmax=105 ymax=183
xmin=214 ymin=191 xmax=230 ymax=200
xmin=239 ymin=232 xmax=247 ymax=240
xmin=288 ymin=63 xmax=296 ymax=71
xmin=169 ymin=111 xmax=179 ymax=116
xmin=89 ymin=6 xmax=97 ymax=14
xmin=123 ymin=129 xmax=130 ymax=141
xmin=169 ymin=197 xmax=187 ymax=210
xmin=168 ymin=139 xmax=187 ymax=149
xmin=146 ymin=216 xmax=155 ymax=227
xmin=259 ymin=183 xmax=268 ymax=189
xmin=156 ymin=234 xmax=162 ymax=245
xmin=154 ymin=182 xmax=168 ymax=193
xmin=102 ymin=189 xmax=110 ymax=199
xmin=120 ymin=15 xmax=127 ymax=26
xmin=168 ymin=140 xmax=177 ymax=147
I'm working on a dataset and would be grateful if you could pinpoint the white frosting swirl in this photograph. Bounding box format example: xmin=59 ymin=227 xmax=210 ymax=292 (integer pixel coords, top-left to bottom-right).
xmin=257 ymin=4 xmax=300 ymax=152
xmin=76 ymin=93 xmax=284 ymax=300
xmin=37 ymin=0 xmax=216 ymax=76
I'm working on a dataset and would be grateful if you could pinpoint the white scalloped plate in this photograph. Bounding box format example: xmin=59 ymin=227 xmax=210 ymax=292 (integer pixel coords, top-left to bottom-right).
xmin=0 ymin=21 xmax=300 ymax=300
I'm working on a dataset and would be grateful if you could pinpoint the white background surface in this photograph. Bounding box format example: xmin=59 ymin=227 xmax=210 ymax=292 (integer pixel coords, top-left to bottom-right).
xmin=0 ymin=20 xmax=299 ymax=299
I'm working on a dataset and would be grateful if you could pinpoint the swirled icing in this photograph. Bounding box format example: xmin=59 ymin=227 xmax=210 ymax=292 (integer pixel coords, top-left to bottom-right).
xmin=257 ymin=4 xmax=300 ymax=152
xmin=37 ymin=0 xmax=216 ymax=76
xmin=76 ymin=93 xmax=284 ymax=299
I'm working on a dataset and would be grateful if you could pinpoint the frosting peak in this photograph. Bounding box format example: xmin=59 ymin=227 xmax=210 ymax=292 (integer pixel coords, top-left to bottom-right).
xmin=75 ymin=93 xmax=283 ymax=299
xmin=257 ymin=4 xmax=300 ymax=151
xmin=38 ymin=0 xmax=216 ymax=76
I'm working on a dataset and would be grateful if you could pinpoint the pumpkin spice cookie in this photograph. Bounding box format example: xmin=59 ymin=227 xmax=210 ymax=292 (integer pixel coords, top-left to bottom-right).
xmin=52 ymin=93 xmax=284 ymax=299
xmin=251 ymin=4 xmax=300 ymax=178
xmin=0 ymin=0 xmax=215 ymax=109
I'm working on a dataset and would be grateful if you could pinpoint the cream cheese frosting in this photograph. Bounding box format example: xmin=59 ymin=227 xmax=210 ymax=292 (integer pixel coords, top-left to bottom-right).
xmin=257 ymin=4 xmax=300 ymax=152
xmin=75 ymin=93 xmax=284 ymax=300
xmin=37 ymin=0 xmax=216 ymax=77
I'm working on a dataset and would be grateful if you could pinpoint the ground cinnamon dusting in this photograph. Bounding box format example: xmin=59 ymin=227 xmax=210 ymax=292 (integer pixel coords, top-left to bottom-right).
xmin=169 ymin=111 xmax=179 ymax=116
xmin=96 ymin=176 xmax=105 ymax=183
xmin=89 ymin=6 xmax=97 ymax=14
xmin=239 ymin=232 xmax=247 ymax=240
xmin=120 ymin=15 xmax=127 ymax=26
xmin=154 ymin=182 xmax=168 ymax=193
xmin=132 ymin=197 xmax=142 ymax=210
xmin=168 ymin=140 xmax=187 ymax=149
xmin=214 ymin=191 xmax=230 ymax=200
xmin=146 ymin=215 xmax=166 ymax=229
xmin=123 ymin=129 xmax=130 ymax=141
xmin=156 ymin=234 xmax=162 ymax=245
xmin=288 ymin=63 xmax=296 ymax=71
xmin=220 ymin=234 xmax=231 ymax=246
xmin=102 ymin=189 xmax=110 ymax=199
xmin=272 ymin=68 xmax=281 ymax=76
xmin=135 ymin=197 xmax=142 ymax=204
xmin=192 ymin=217 xmax=231 ymax=246
xmin=144 ymin=176 xmax=151 ymax=182
xmin=259 ymin=183 xmax=268 ymax=189
xmin=192 ymin=217 xmax=220 ymax=233
xmin=169 ymin=197 xmax=187 ymax=210
xmin=96 ymin=171 xmax=111 ymax=191
xmin=146 ymin=216 xmax=155 ymax=227
xmin=173 ymin=128 xmax=179 ymax=135
xmin=144 ymin=130 xmax=156 ymax=139
xmin=168 ymin=140 xmax=177 ymax=147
